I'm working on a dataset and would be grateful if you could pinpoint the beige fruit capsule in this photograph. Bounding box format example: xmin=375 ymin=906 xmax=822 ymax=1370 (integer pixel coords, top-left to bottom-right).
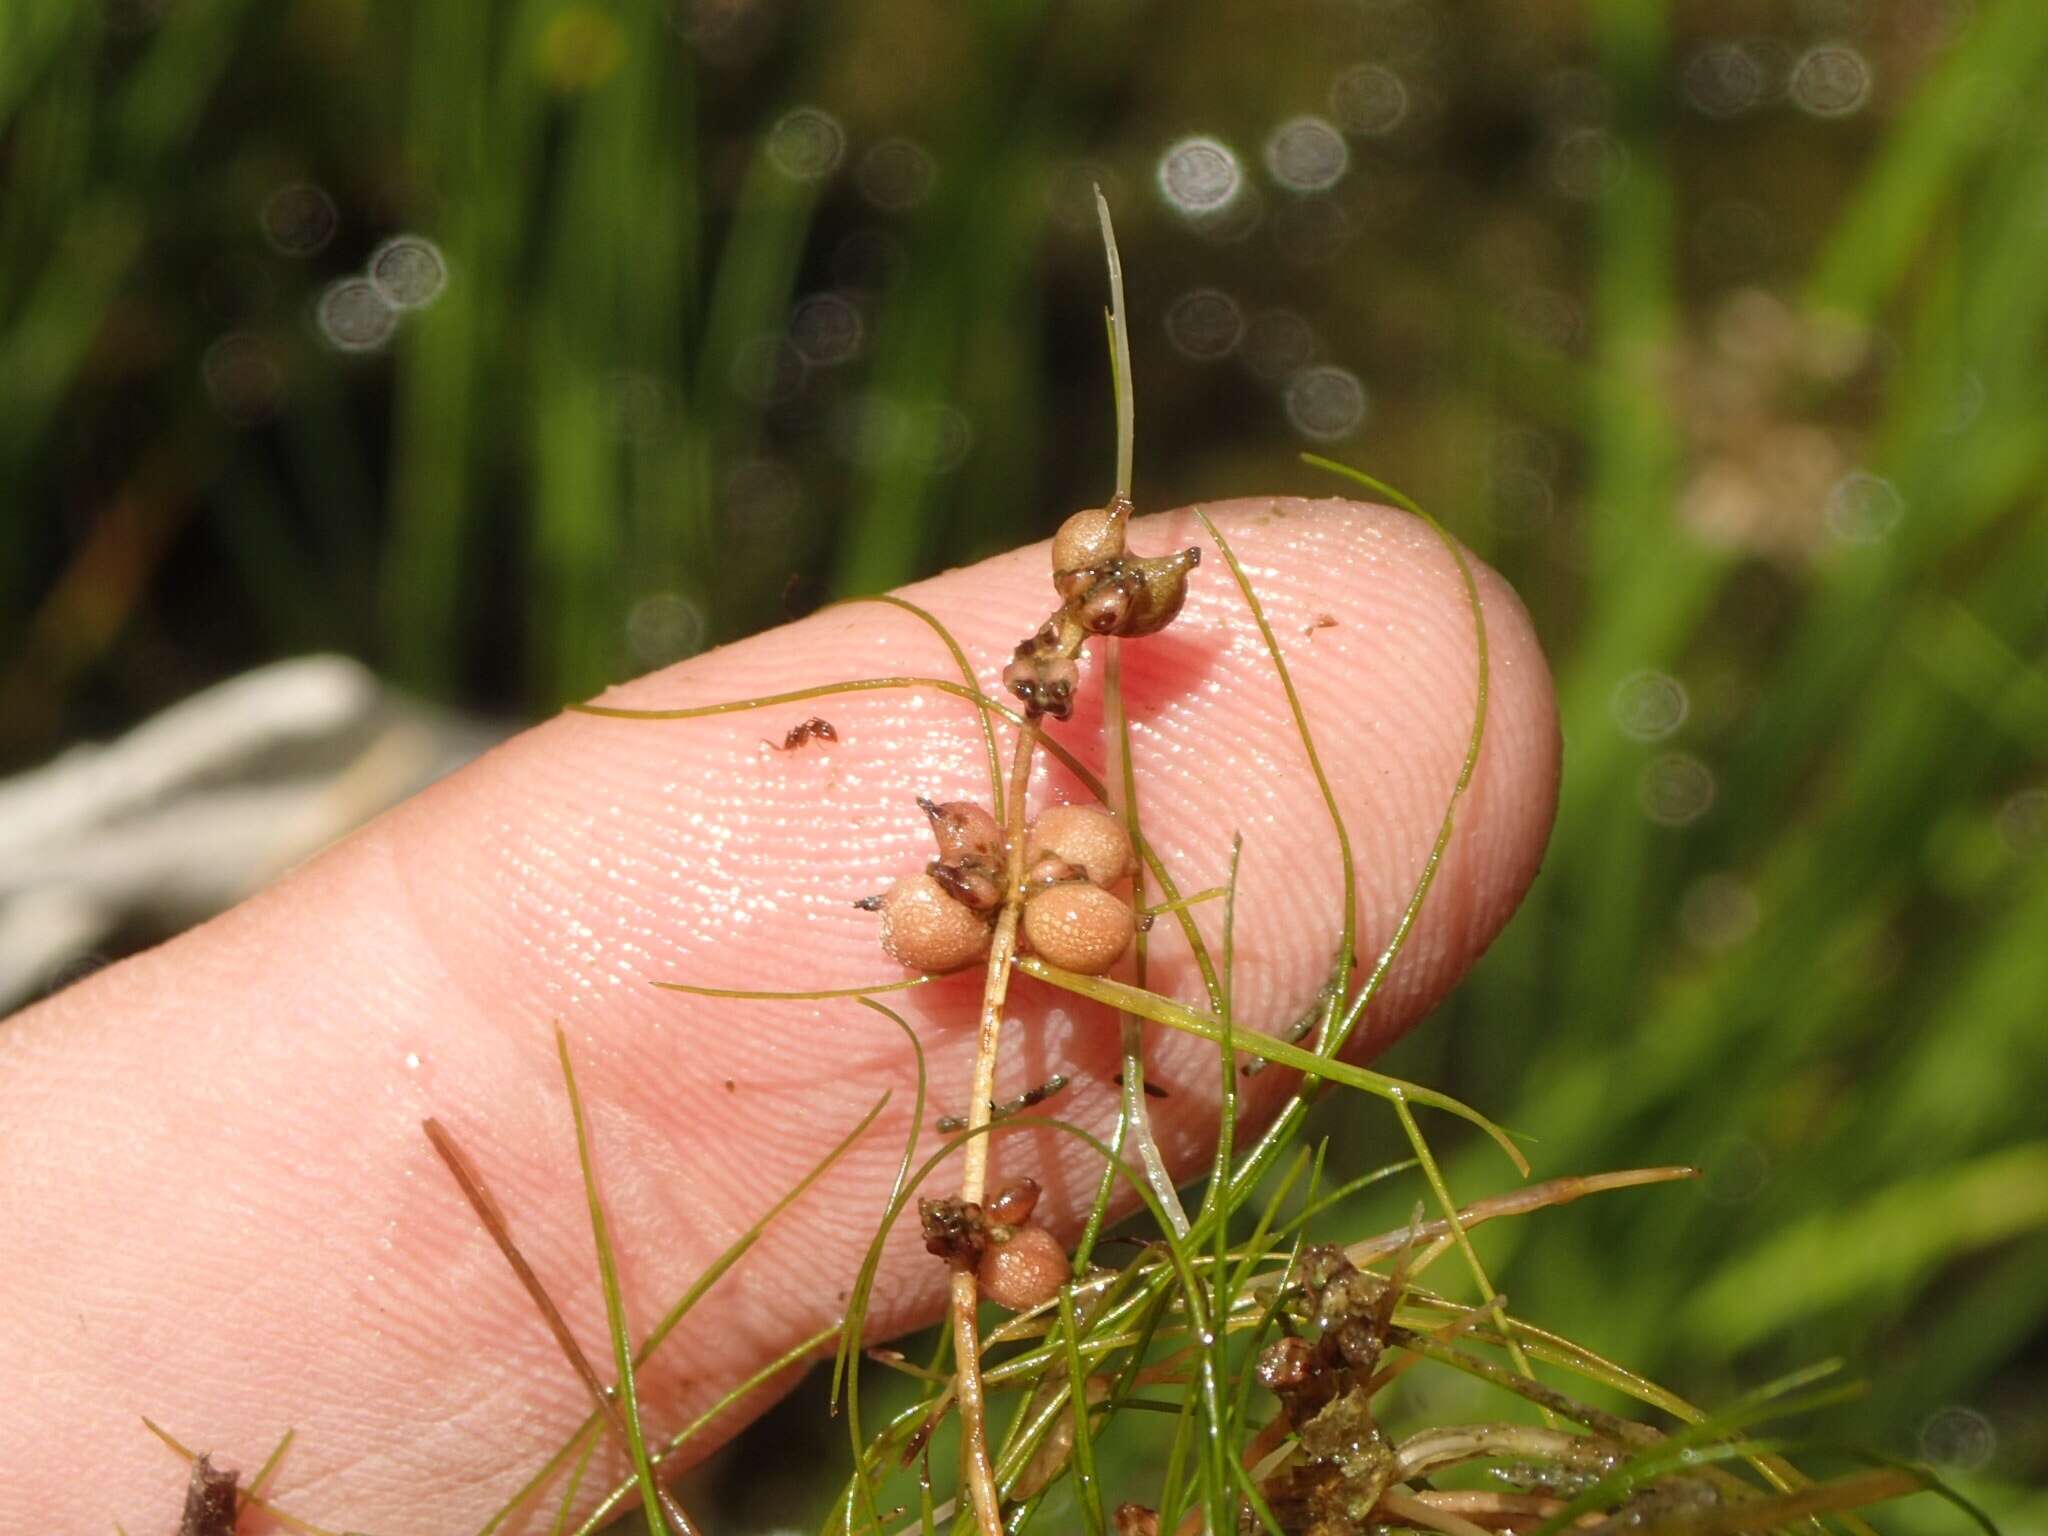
xmin=876 ymin=873 xmax=994 ymax=973
xmin=1112 ymin=547 xmax=1200 ymax=637
xmin=1051 ymin=498 xmax=1131 ymax=600
xmin=1025 ymin=804 xmax=1134 ymax=889
xmin=1022 ymin=881 xmax=1135 ymax=974
xmin=977 ymin=1222 xmax=1068 ymax=1311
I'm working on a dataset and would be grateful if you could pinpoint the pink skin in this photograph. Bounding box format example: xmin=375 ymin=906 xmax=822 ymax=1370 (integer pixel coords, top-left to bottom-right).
xmin=0 ymin=497 xmax=1560 ymax=1532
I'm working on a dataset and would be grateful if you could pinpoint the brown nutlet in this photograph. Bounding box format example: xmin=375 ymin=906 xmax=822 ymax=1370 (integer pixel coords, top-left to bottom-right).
xmin=877 ymin=873 xmax=995 ymax=973
xmin=1076 ymin=575 xmax=1137 ymax=635
xmin=1022 ymin=881 xmax=1135 ymax=974
xmin=1025 ymin=804 xmax=1134 ymax=889
xmin=985 ymin=1176 xmax=1042 ymax=1227
xmin=929 ymin=859 xmax=1005 ymax=914
xmin=918 ymin=797 xmax=1005 ymax=863
xmin=977 ymin=1221 xmax=1068 ymax=1311
xmin=1023 ymin=852 xmax=1082 ymax=897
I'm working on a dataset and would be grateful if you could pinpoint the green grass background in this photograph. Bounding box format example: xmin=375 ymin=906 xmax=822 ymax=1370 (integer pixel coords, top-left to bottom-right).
xmin=3 ymin=0 xmax=2044 ymax=1528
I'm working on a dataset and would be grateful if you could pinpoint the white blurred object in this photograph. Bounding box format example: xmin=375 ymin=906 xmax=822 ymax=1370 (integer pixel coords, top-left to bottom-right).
xmin=0 ymin=656 xmax=506 ymax=1014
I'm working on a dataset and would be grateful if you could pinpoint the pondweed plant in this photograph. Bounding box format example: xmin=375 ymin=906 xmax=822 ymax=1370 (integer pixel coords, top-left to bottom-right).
xmin=135 ymin=203 xmax=1995 ymax=1536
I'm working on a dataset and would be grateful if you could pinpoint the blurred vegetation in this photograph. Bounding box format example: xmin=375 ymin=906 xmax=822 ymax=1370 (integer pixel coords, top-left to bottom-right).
xmin=4 ymin=0 xmax=2046 ymax=1528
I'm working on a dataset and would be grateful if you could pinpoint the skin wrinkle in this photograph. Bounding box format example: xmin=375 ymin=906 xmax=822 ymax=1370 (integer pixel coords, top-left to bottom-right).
xmin=0 ymin=498 xmax=1558 ymax=1534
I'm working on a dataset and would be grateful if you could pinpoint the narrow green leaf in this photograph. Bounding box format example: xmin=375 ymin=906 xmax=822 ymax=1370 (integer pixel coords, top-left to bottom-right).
xmin=555 ymin=1026 xmax=671 ymax=1536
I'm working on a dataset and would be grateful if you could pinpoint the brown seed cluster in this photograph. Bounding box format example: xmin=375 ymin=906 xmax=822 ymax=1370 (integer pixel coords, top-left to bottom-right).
xmin=865 ymin=801 xmax=1138 ymax=975
xmin=861 ymin=492 xmax=1195 ymax=974
xmin=919 ymin=1179 xmax=1066 ymax=1312
xmin=1002 ymin=495 xmax=1200 ymax=721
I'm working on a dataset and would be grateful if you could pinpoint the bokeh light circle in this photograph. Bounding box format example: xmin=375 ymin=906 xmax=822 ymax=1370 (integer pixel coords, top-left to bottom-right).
xmin=1330 ymin=63 xmax=1408 ymax=136
xmin=1284 ymin=365 xmax=1367 ymax=441
xmin=1157 ymin=135 xmax=1243 ymax=215
xmin=368 ymin=235 xmax=448 ymax=310
xmin=1824 ymin=471 xmax=1904 ymax=545
xmin=1264 ymin=115 xmax=1349 ymax=193
xmin=767 ymin=107 xmax=846 ymax=180
xmin=316 ymin=277 xmax=398 ymax=353
xmin=1791 ymin=44 xmax=1872 ymax=117
xmin=1610 ymin=670 xmax=1689 ymax=741
xmin=857 ymin=138 xmax=937 ymax=210
xmin=1640 ymin=752 xmax=1718 ymax=827
xmin=261 ymin=182 xmax=339 ymax=257
xmin=1918 ymin=1407 xmax=1996 ymax=1473
xmin=1164 ymin=288 xmax=1244 ymax=360
xmin=788 ymin=292 xmax=864 ymax=366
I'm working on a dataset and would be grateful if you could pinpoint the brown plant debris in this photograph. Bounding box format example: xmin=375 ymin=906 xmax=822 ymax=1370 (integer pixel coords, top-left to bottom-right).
xmin=1255 ymin=1244 xmax=1404 ymax=1536
xmin=177 ymin=1453 xmax=239 ymax=1536
xmin=919 ymin=1195 xmax=987 ymax=1270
